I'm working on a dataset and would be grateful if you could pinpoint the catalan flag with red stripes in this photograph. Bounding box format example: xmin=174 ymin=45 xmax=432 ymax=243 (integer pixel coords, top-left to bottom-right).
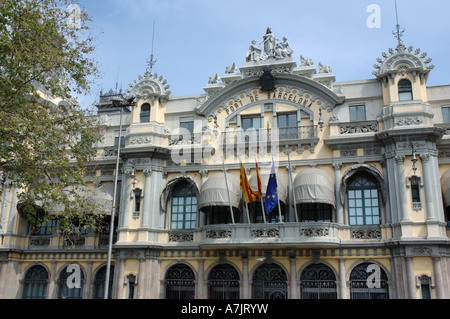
xmin=240 ymin=162 xmax=261 ymax=204
xmin=255 ymin=161 xmax=263 ymax=197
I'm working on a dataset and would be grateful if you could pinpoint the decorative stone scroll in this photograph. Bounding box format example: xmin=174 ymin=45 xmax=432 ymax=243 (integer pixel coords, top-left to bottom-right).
xmin=300 ymin=227 xmax=329 ymax=238
xmin=169 ymin=232 xmax=194 ymax=242
xmin=250 ymin=228 xmax=280 ymax=238
xmin=339 ymin=121 xmax=379 ymax=134
xmin=206 ymin=229 xmax=232 ymax=239
xmin=351 ymin=229 xmax=381 ymax=239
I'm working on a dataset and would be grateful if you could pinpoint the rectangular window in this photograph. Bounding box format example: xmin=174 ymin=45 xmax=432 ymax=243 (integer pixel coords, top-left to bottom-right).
xmin=180 ymin=121 xmax=194 ymax=134
xmin=242 ymin=117 xmax=262 ymax=130
xmin=411 ymin=185 xmax=420 ymax=203
xmin=171 ymin=196 xmax=197 ymax=230
xmin=277 ymin=113 xmax=298 ymax=140
xmin=33 ymin=219 xmax=57 ymax=235
xmin=114 ymin=130 xmax=126 ymax=147
xmin=241 ymin=117 xmax=262 ymax=143
xmin=349 ymin=105 xmax=366 ymax=122
xmin=442 ymin=106 xmax=450 ymax=123
xmin=348 ymin=189 xmax=380 ymax=226
xmin=299 ymin=203 xmax=332 ymax=222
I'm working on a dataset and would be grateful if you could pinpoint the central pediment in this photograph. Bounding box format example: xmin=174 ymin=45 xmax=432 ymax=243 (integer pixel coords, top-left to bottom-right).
xmin=197 ymin=28 xmax=345 ymax=122
xmin=197 ymin=72 xmax=345 ymax=124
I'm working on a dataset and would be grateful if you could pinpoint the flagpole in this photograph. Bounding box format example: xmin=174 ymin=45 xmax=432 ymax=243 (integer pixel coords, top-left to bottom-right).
xmin=222 ymin=156 xmax=235 ymax=224
xmin=261 ymin=196 xmax=267 ymax=223
xmin=254 ymin=155 xmax=266 ymax=224
xmin=277 ymin=192 xmax=283 ymax=223
xmin=288 ymin=152 xmax=298 ymax=223
xmin=243 ymin=190 xmax=251 ymax=224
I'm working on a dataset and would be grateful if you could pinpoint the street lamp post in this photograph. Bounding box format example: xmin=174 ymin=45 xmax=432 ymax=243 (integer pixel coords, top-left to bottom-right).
xmin=104 ymin=95 xmax=135 ymax=299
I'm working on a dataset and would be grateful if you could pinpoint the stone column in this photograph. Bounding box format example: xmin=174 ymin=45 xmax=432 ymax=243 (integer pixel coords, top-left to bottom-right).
xmin=432 ymin=257 xmax=445 ymax=299
xmin=420 ymin=154 xmax=437 ymax=221
xmin=137 ymin=258 xmax=146 ymax=299
xmin=113 ymin=258 xmax=126 ymax=299
xmin=84 ymin=261 xmax=93 ymax=299
xmin=395 ymin=155 xmax=409 ymax=221
xmin=48 ymin=261 xmax=57 ymax=299
xmin=289 ymin=256 xmax=298 ymax=299
xmin=197 ymin=259 xmax=205 ymax=299
xmin=333 ymin=163 xmax=343 ymax=225
xmin=381 ymin=159 xmax=391 ymax=224
xmin=120 ymin=170 xmax=133 ymax=229
xmin=339 ymin=258 xmax=348 ymax=299
xmin=241 ymin=257 xmax=250 ymax=299
xmin=405 ymin=257 xmax=417 ymax=299
xmin=151 ymin=167 xmax=164 ymax=231
xmin=142 ymin=169 xmax=153 ymax=228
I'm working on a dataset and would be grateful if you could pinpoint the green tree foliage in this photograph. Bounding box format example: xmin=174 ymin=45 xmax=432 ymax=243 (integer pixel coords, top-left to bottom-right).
xmin=0 ymin=0 xmax=107 ymax=244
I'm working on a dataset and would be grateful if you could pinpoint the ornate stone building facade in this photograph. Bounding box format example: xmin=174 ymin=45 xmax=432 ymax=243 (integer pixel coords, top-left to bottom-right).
xmin=0 ymin=29 xmax=449 ymax=299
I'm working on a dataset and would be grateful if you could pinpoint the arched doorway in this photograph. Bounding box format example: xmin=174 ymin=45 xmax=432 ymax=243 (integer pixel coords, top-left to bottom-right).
xmin=208 ymin=263 xmax=240 ymax=299
xmin=252 ymin=263 xmax=288 ymax=299
xmin=58 ymin=265 xmax=85 ymax=299
xmin=165 ymin=264 xmax=196 ymax=299
xmin=22 ymin=265 xmax=49 ymax=299
xmin=300 ymin=263 xmax=337 ymax=299
xmin=93 ymin=265 xmax=114 ymax=299
xmin=349 ymin=263 xmax=389 ymax=299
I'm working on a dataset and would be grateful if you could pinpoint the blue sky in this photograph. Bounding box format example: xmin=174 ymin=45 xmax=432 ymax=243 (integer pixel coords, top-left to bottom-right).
xmin=76 ymin=0 xmax=450 ymax=108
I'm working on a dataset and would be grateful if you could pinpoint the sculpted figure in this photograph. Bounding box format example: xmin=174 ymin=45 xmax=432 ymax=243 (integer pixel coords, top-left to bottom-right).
xmin=274 ymin=37 xmax=294 ymax=59
xmin=246 ymin=40 xmax=262 ymax=62
xmin=261 ymin=27 xmax=277 ymax=60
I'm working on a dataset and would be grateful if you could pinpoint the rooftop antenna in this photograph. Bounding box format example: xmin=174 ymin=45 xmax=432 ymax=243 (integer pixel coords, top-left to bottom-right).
xmin=393 ymin=0 xmax=405 ymax=43
xmin=147 ymin=20 xmax=157 ymax=71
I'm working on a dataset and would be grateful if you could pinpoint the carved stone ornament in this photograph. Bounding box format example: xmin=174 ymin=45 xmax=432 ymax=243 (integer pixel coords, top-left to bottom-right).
xmin=373 ymin=40 xmax=434 ymax=82
xmin=351 ymin=229 xmax=381 ymax=239
xmin=206 ymin=229 xmax=231 ymax=239
xmin=250 ymin=228 xmax=280 ymax=238
xmin=169 ymin=232 xmax=194 ymax=242
xmin=260 ymin=69 xmax=276 ymax=92
xmin=300 ymin=227 xmax=329 ymax=237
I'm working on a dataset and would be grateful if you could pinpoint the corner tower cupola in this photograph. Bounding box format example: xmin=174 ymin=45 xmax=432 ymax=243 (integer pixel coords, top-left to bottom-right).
xmin=373 ymin=40 xmax=435 ymax=106
xmin=125 ymin=68 xmax=171 ymax=125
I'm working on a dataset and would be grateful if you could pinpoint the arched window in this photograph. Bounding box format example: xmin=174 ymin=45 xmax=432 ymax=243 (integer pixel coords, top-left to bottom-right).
xmin=300 ymin=263 xmax=337 ymax=299
xmin=350 ymin=263 xmax=389 ymax=299
xmin=58 ymin=265 xmax=85 ymax=299
xmin=252 ymin=263 xmax=288 ymax=299
xmin=398 ymin=79 xmax=413 ymax=101
xmin=171 ymin=181 xmax=197 ymax=230
xmin=22 ymin=265 xmax=49 ymax=299
xmin=140 ymin=103 xmax=151 ymax=123
xmin=165 ymin=264 xmax=195 ymax=299
xmin=93 ymin=265 xmax=114 ymax=299
xmin=208 ymin=264 xmax=240 ymax=299
xmin=348 ymin=174 xmax=380 ymax=226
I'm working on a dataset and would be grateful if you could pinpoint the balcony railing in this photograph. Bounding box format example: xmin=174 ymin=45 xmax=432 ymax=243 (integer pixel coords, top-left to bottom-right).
xmin=223 ymin=126 xmax=318 ymax=144
xmin=200 ymin=223 xmax=340 ymax=245
xmin=338 ymin=121 xmax=379 ymax=135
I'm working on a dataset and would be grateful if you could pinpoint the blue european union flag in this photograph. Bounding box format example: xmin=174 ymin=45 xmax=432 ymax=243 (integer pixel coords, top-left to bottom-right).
xmin=264 ymin=163 xmax=278 ymax=215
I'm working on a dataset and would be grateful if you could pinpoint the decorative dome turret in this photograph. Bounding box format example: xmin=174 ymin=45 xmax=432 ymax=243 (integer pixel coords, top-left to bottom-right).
xmin=126 ymin=68 xmax=171 ymax=102
xmin=373 ymin=40 xmax=435 ymax=85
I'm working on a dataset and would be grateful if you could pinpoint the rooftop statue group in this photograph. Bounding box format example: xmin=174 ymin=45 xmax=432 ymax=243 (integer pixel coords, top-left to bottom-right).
xmin=246 ymin=27 xmax=294 ymax=62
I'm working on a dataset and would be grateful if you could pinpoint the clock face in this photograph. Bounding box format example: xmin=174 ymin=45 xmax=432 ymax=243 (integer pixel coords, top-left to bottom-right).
xmin=260 ymin=69 xmax=275 ymax=92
